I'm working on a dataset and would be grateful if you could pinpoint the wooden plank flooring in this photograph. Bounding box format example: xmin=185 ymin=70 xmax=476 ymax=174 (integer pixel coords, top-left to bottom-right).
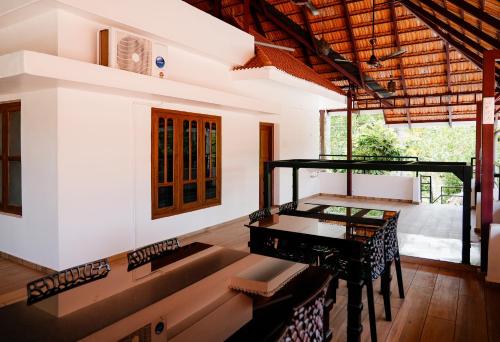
xmin=0 ymin=257 xmax=44 ymax=306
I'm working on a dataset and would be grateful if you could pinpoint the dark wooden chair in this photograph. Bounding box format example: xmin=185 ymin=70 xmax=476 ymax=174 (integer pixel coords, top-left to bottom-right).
xmin=249 ymin=207 xmax=272 ymax=224
xmin=228 ymin=267 xmax=334 ymax=342
xmin=382 ymin=211 xmax=404 ymax=301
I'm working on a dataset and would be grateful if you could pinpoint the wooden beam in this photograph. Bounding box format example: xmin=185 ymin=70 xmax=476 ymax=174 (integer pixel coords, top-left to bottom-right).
xmin=340 ymin=0 xmax=363 ymax=87
xmin=416 ymin=0 xmax=499 ymax=49
xmin=300 ymin=7 xmax=319 ymax=52
xmin=445 ymin=42 xmax=453 ymax=126
xmin=443 ymin=0 xmax=500 ymax=31
xmin=243 ymin=0 xmax=251 ymax=32
xmin=400 ymin=0 xmax=483 ymax=68
xmin=250 ymin=7 xmax=266 ymax=36
xmin=212 ymin=0 xmax=222 ymax=18
xmin=390 ymin=0 xmax=410 ymax=127
xmin=298 ymin=8 xmax=316 ymax=68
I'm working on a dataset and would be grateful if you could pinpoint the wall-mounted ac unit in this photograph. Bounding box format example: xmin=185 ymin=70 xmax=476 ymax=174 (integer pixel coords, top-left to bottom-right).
xmin=98 ymin=28 xmax=168 ymax=78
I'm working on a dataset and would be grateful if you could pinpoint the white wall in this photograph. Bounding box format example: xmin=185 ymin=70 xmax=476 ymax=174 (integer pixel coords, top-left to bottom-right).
xmin=319 ymin=172 xmax=420 ymax=202
xmin=54 ymin=86 xmax=328 ymax=269
xmin=0 ymin=10 xmax=58 ymax=56
xmin=0 ymin=89 xmax=59 ymax=269
xmin=487 ymin=223 xmax=500 ymax=283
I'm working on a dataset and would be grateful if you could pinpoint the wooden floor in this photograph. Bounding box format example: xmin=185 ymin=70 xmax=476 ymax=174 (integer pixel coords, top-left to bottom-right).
xmin=180 ymin=212 xmax=499 ymax=342
xmin=0 ymin=257 xmax=44 ymax=307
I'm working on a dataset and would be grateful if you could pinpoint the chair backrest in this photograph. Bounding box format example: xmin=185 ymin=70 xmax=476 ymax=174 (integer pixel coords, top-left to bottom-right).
xmin=278 ymin=201 xmax=298 ymax=215
xmin=249 ymin=207 xmax=272 ymax=224
xmin=363 ymin=228 xmax=386 ymax=281
xmin=277 ymin=273 xmax=332 ymax=341
xmin=384 ymin=211 xmax=400 ymax=263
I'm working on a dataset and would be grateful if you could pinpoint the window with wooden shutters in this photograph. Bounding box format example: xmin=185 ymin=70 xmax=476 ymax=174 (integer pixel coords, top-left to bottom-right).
xmin=0 ymin=102 xmax=22 ymax=216
xmin=152 ymin=108 xmax=221 ymax=219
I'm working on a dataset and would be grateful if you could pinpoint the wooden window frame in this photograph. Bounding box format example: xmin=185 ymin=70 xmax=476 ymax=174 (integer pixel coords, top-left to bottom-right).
xmin=0 ymin=101 xmax=22 ymax=216
xmin=151 ymin=108 xmax=221 ymax=219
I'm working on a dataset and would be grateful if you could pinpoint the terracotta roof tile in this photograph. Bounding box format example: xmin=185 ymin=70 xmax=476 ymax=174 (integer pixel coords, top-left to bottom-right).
xmin=235 ymin=32 xmax=344 ymax=95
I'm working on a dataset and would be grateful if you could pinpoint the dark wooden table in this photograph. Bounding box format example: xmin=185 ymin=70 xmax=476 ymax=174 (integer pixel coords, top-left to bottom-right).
xmin=246 ymin=203 xmax=397 ymax=342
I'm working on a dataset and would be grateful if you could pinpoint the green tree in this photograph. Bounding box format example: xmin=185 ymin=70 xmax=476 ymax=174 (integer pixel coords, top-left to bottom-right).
xmin=354 ymin=121 xmax=403 ymax=158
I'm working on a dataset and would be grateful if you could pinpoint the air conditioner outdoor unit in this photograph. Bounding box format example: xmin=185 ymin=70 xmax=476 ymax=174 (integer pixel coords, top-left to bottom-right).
xmin=97 ymin=28 xmax=168 ymax=78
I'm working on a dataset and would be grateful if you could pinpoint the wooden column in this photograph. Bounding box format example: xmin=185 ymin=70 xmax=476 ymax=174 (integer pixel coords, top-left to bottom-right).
xmin=347 ymin=91 xmax=353 ymax=196
xmin=480 ymin=50 xmax=500 ymax=272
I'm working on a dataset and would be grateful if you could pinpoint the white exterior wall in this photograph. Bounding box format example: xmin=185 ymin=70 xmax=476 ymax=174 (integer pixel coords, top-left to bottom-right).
xmin=319 ymin=173 xmax=419 ymax=203
xmin=55 ymin=86 xmax=326 ymax=269
xmin=0 ymin=89 xmax=59 ymax=269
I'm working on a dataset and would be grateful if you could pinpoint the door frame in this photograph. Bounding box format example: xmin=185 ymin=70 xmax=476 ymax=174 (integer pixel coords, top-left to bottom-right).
xmin=259 ymin=122 xmax=274 ymax=208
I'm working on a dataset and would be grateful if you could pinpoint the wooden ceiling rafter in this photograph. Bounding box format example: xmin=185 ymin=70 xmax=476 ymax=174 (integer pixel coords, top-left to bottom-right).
xmin=389 ymin=0 xmax=410 ymax=127
xmin=250 ymin=0 xmax=394 ymax=104
xmin=445 ymin=42 xmax=453 ymax=126
xmin=399 ymin=0 xmax=482 ymax=68
xmin=340 ymin=0 xmax=363 ymax=88
xmin=185 ymin=0 xmax=497 ymax=124
xmin=444 ymin=0 xmax=500 ymax=35
xmin=327 ymin=69 xmax=481 ymax=83
xmin=298 ymin=7 xmax=317 ymax=68
xmin=415 ymin=0 xmax=499 ymax=50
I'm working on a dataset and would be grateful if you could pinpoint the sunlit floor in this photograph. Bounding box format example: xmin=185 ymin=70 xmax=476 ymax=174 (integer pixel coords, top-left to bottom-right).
xmin=310 ymin=195 xmax=481 ymax=265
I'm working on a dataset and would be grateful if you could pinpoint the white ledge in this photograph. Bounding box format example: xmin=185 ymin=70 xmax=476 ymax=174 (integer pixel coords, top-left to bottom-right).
xmin=0 ymin=51 xmax=282 ymax=114
xmin=232 ymin=66 xmax=345 ymax=103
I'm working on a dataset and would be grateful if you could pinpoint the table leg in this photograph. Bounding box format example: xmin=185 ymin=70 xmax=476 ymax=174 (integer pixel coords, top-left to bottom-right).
xmin=347 ymin=278 xmax=363 ymax=342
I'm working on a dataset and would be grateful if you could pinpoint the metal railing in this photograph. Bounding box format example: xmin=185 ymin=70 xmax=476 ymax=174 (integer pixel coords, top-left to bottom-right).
xmin=433 ymin=186 xmax=463 ymax=204
xmin=420 ymin=175 xmax=432 ymax=203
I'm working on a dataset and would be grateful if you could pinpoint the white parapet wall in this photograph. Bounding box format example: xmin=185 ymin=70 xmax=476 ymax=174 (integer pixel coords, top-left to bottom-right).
xmin=487 ymin=224 xmax=500 ymax=284
xmin=318 ymin=172 xmax=420 ymax=203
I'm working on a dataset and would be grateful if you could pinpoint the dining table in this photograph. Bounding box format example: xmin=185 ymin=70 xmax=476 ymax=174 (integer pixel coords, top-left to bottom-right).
xmin=245 ymin=202 xmax=398 ymax=342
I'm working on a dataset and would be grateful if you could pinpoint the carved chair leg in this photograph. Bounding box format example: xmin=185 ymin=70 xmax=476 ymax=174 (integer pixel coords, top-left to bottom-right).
xmin=381 ymin=261 xmax=392 ymax=321
xmin=366 ymin=280 xmax=378 ymax=342
xmin=395 ymin=255 xmax=405 ymax=299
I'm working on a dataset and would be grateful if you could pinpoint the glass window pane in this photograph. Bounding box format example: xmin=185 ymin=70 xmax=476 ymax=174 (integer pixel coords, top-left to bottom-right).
xmin=167 ymin=119 xmax=174 ymax=183
xmin=9 ymin=111 xmax=21 ymax=156
xmin=211 ymin=123 xmax=216 ymax=177
xmin=205 ymin=180 xmax=216 ymax=200
xmin=191 ymin=121 xmax=197 ymax=180
xmin=205 ymin=122 xmax=210 ymax=177
xmin=8 ymin=161 xmax=21 ymax=207
xmin=183 ymin=183 xmax=197 ymax=203
xmin=183 ymin=120 xmax=189 ymax=180
xmin=158 ymin=186 xmax=173 ymax=208
xmin=158 ymin=118 xmax=165 ymax=183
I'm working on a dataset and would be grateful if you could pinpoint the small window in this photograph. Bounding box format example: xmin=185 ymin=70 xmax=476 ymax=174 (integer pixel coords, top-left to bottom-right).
xmin=151 ymin=109 xmax=221 ymax=219
xmin=0 ymin=102 xmax=22 ymax=215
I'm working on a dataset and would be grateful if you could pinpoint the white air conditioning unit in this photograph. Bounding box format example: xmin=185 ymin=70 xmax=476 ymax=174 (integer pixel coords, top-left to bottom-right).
xmin=97 ymin=28 xmax=168 ymax=78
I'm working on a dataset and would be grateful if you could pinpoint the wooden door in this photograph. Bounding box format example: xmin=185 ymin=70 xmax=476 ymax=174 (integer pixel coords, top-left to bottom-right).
xmin=259 ymin=123 xmax=274 ymax=208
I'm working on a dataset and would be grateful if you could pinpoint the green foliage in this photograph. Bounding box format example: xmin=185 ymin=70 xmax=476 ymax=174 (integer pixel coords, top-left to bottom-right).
xmin=330 ymin=114 xmax=478 ymax=203
xmin=354 ymin=121 xmax=403 ymax=158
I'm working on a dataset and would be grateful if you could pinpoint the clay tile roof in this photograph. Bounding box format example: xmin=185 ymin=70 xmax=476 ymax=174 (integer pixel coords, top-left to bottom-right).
xmin=235 ymin=31 xmax=345 ymax=95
